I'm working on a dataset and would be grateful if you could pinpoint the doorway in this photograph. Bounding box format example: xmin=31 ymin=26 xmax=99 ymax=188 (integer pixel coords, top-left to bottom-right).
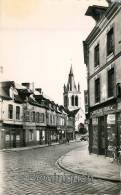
xmin=98 ymin=116 xmax=106 ymax=155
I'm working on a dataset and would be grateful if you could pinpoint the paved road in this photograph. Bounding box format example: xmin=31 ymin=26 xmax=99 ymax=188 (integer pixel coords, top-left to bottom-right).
xmin=0 ymin=141 xmax=120 ymax=195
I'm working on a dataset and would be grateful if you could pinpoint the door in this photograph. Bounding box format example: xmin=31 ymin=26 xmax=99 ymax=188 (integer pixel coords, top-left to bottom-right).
xmin=12 ymin=130 xmax=16 ymax=148
xmin=98 ymin=116 xmax=106 ymax=155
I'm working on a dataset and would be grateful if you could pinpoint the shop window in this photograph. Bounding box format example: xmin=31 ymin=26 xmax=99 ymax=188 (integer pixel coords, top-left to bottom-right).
xmin=36 ymin=130 xmax=40 ymax=141
xmin=108 ymin=68 xmax=114 ymax=98
xmin=94 ymin=44 xmax=100 ymax=67
xmin=16 ymin=106 xmax=20 ymax=120
xmin=5 ymin=134 xmax=10 ymax=141
xmin=107 ymin=28 xmax=114 ymax=56
xmin=75 ymin=96 xmax=78 ymax=106
xmin=8 ymin=104 xmax=13 ymax=119
xmin=29 ymin=130 xmax=34 ymax=141
xmin=95 ymin=78 xmax=100 ymax=103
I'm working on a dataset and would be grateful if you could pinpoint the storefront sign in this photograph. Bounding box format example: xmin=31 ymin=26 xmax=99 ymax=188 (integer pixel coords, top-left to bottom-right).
xmin=91 ymin=104 xmax=116 ymax=117
xmin=107 ymin=114 xmax=115 ymax=124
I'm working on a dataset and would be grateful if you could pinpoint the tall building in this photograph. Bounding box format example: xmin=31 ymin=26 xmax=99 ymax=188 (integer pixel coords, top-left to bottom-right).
xmin=63 ymin=66 xmax=85 ymax=132
xmin=63 ymin=66 xmax=81 ymax=111
xmin=83 ymin=2 xmax=121 ymax=158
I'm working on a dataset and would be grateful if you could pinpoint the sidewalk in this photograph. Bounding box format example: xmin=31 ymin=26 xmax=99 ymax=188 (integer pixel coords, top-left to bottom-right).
xmin=0 ymin=142 xmax=59 ymax=152
xmin=57 ymin=143 xmax=120 ymax=182
xmin=0 ymin=140 xmax=76 ymax=152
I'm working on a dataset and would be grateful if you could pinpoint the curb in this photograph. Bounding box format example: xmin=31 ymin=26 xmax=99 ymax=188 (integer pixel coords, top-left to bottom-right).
xmin=0 ymin=143 xmax=59 ymax=152
xmin=0 ymin=140 xmax=77 ymax=153
xmin=57 ymin=155 xmax=121 ymax=183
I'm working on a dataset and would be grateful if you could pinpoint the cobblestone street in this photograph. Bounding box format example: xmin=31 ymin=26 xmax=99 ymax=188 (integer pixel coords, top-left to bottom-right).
xmin=0 ymin=142 xmax=120 ymax=195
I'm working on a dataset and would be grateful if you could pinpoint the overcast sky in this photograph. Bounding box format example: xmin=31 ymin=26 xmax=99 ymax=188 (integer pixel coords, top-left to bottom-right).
xmin=0 ymin=0 xmax=107 ymax=105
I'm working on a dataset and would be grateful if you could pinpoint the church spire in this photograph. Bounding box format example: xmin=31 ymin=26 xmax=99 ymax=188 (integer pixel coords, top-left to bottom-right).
xmin=69 ymin=65 xmax=73 ymax=75
xmin=67 ymin=65 xmax=77 ymax=92
xmin=63 ymin=65 xmax=81 ymax=111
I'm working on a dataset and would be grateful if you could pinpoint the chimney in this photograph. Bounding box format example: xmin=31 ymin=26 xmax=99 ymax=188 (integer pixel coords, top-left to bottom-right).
xmin=106 ymin=0 xmax=112 ymax=6
xmin=78 ymin=83 xmax=80 ymax=92
xmin=35 ymin=88 xmax=42 ymax=94
xmin=22 ymin=83 xmax=30 ymax=89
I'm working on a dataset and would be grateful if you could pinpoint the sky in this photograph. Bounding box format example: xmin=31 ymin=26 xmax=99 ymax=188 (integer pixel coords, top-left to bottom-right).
xmin=0 ymin=0 xmax=108 ymax=105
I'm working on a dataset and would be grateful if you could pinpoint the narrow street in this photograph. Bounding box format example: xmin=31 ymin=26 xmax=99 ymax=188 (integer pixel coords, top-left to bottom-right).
xmin=0 ymin=141 xmax=120 ymax=195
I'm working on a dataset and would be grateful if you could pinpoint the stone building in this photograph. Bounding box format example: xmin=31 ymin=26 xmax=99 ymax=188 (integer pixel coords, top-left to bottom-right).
xmin=83 ymin=2 xmax=121 ymax=158
xmin=0 ymin=80 xmax=73 ymax=149
xmin=63 ymin=66 xmax=85 ymax=135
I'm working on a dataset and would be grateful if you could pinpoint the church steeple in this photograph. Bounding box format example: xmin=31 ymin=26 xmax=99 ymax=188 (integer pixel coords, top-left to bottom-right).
xmin=67 ymin=65 xmax=77 ymax=92
xmin=69 ymin=65 xmax=73 ymax=75
xmin=63 ymin=65 xmax=81 ymax=111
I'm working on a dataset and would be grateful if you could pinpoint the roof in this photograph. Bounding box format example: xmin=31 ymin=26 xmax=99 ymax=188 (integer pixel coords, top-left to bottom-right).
xmin=85 ymin=5 xmax=108 ymax=22
xmin=67 ymin=108 xmax=80 ymax=117
xmin=84 ymin=3 xmax=120 ymax=45
xmin=0 ymin=81 xmax=13 ymax=100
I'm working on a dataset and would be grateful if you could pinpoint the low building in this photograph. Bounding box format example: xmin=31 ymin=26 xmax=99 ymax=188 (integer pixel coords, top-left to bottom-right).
xmin=0 ymin=80 xmax=74 ymax=149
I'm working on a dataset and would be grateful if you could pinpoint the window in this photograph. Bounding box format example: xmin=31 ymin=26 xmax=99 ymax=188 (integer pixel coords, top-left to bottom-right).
xmin=36 ymin=112 xmax=39 ymax=123
xmin=95 ymin=78 xmax=100 ymax=103
xmin=50 ymin=115 xmax=52 ymax=124
xmin=31 ymin=111 xmax=35 ymax=122
xmin=94 ymin=44 xmax=100 ymax=67
xmin=64 ymin=96 xmax=68 ymax=107
xmin=8 ymin=104 xmax=13 ymax=119
xmin=46 ymin=113 xmax=49 ymax=124
xmin=71 ymin=95 xmax=74 ymax=106
xmin=16 ymin=106 xmax=20 ymax=120
xmin=108 ymin=68 xmax=114 ymax=98
xmin=26 ymin=111 xmax=30 ymax=122
xmin=107 ymin=28 xmax=114 ymax=56
xmin=39 ymin=113 xmax=44 ymax=123
xmin=75 ymin=96 xmax=78 ymax=106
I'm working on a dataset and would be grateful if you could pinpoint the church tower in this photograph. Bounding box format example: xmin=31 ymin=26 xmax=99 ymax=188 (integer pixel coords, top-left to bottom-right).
xmin=63 ymin=66 xmax=81 ymax=111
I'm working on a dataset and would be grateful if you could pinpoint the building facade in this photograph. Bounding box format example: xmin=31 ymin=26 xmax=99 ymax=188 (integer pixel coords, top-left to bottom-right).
xmin=0 ymin=81 xmax=73 ymax=149
xmin=83 ymin=2 xmax=121 ymax=158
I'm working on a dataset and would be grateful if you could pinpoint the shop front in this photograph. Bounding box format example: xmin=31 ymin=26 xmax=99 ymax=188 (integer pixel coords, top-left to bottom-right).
xmin=36 ymin=126 xmax=46 ymax=145
xmin=90 ymin=103 xmax=117 ymax=157
xmin=1 ymin=124 xmax=24 ymax=149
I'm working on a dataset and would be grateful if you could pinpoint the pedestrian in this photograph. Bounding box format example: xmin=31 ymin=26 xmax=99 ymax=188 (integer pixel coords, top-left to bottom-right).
xmin=66 ymin=137 xmax=69 ymax=144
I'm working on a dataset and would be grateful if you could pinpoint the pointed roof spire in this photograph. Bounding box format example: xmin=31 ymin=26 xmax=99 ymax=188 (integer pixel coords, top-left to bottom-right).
xmin=69 ymin=65 xmax=73 ymax=75
xmin=67 ymin=65 xmax=77 ymax=92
